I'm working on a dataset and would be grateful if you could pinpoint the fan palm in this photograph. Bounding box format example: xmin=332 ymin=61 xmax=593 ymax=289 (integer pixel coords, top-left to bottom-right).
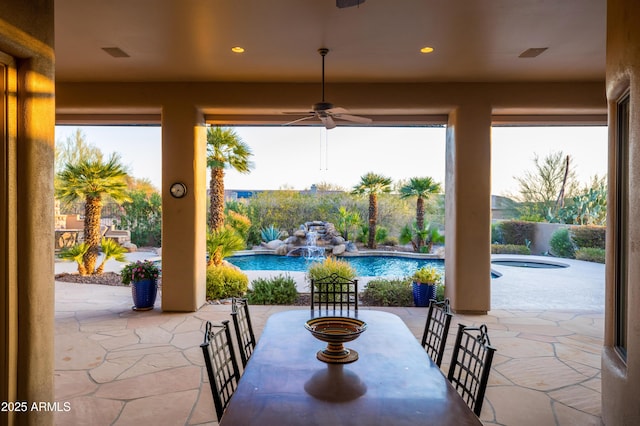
xmin=56 ymin=154 xmax=130 ymax=275
xmin=399 ymin=177 xmax=442 ymax=250
xmin=206 ymin=126 xmax=253 ymax=231
xmin=351 ymin=172 xmax=393 ymax=249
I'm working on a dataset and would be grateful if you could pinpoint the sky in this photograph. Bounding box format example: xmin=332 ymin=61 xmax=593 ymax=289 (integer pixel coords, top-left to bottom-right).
xmin=54 ymin=125 xmax=608 ymax=196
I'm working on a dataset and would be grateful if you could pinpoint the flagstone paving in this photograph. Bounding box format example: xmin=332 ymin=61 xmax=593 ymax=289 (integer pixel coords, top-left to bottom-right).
xmin=54 ymin=255 xmax=604 ymax=425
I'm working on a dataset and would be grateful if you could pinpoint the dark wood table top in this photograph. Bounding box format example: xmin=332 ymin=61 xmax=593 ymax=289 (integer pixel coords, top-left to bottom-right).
xmin=220 ymin=309 xmax=482 ymax=426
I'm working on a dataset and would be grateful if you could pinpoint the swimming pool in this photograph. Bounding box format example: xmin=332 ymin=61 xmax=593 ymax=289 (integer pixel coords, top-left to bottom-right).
xmin=226 ymin=254 xmax=444 ymax=278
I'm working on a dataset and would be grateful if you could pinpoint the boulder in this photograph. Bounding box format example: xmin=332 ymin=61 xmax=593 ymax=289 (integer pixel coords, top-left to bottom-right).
xmin=332 ymin=244 xmax=346 ymax=255
xmin=275 ymin=244 xmax=290 ymax=256
xmin=266 ymin=239 xmax=284 ymax=250
xmin=345 ymin=242 xmax=359 ymax=252
xmin=331 ymin=236 xmax=346 ymax=245
xmin=123 ymin=242 xmax=137 ymax=252
xmin=293 ymin=229 xmax=306 ymax=238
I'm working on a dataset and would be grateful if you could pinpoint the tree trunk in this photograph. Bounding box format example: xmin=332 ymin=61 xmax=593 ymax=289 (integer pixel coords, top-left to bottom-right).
xmin=209 ymin=167 xmax=226 ymax=231
xmin=368 ymin=193 xmax=377 ymax=249
xmin=82 ymin=195 xmax=103 ymax=275
xmin=416 ymin=196 xmax=425 ymax=250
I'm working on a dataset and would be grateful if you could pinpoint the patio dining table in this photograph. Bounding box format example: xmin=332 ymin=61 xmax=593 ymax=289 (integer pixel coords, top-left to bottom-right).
xmin=220 ymin=309 xmax=482 ymax=426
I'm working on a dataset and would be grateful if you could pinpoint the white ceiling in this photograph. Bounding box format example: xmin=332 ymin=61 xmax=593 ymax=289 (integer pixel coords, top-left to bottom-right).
xmin=54 ymin=0 xmax=606 ymax=84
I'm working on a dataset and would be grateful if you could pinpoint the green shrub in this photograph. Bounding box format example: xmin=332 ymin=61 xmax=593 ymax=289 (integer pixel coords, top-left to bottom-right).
xmin=500 ymin=220 xmax=536 ymax=245
xmin=491 ymin=244 xmax=531 ymax=255
xmin=382 ymin=236 xmax=399 ymax=246
xmin=491 ymin=223 xmax=504 ymax=244
xmin=247 ymin=274 xmax=298 ymax=305
xmin=375 ymin=226 xmax=389 ymax=244
xmin=575 ymin=247 xmax=606 ymax=263
xmin=307 ymin=257 xmax=356 ymax=282
xmin=206 ymin=265 xmax=249 ymax=300
xmin=549 ymin=228 xmax=575 ymax=258
xmin=361 ymin=278 xmax=413 ymax=306
xmin=570 ymin=225 xmax=606 ymax=249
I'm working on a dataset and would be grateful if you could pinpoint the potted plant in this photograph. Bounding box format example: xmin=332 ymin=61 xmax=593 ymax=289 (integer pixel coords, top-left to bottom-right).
xmin=121 ymin=260 xmax=160 ymax=310
xmin=411 ymin=266 xmax=442 ymax=307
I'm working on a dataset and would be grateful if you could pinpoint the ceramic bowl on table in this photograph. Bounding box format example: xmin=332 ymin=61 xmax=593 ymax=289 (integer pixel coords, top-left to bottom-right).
xmin=304 ymin=317 xmax=367 ymax=364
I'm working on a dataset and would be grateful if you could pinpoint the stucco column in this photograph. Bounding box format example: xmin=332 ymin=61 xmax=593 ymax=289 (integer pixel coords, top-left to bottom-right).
xmin=161 ymin=103 xmax=207 ymax=311
xmin=444 ymin=102 xmax=492 ymax=314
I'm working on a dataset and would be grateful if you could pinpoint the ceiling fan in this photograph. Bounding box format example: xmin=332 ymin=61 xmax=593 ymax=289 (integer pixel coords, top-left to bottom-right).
xmin=336 ymin=0 xmax=366 ymax=8
xmin=283 ymin=48 xmax=373 ymax=130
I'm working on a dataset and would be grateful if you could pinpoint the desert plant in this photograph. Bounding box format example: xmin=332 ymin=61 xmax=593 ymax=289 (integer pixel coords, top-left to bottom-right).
xmin=58 ymin=242 xmax=90 ymax=275
xmin=260 ymin=225 xmax=283 ymax=242
xmin=351 ymin=172 xmax=393 ymax=248
xmin=56 ymin=153 xmax=130 ymax=275
xmin=95 ymin=238 xmax=127 ymax=275
xmin=361 ymin=278 xmax=413 ymax=306
xmin=575 ymin=247 xmax=606 ymax=263
xmin=549 ymin=228 xmax=575 ymax=258
xmin=247 ymin=274 xmax=298 ymax=304
xmin=375 ymin=226 xmax=389 ymax=244
xmin=207 ymin=126 xmax=254 ymax=231
xmin=226 ymin=210 xmax=252 ymax=242
xmin=206 ymin=264 xmax=249 ymax=300
xmin=206 ymin=227 xmax=246 ymax=266
xmin=307 ymin=257 xmax=356 ymax=282
xmin=399 ymin=176 xmax=442 ymax=251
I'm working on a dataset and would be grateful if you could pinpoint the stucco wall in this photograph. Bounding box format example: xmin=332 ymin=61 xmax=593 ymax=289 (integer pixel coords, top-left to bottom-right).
xmin=602 ymin=0 xmax=640 ymax=424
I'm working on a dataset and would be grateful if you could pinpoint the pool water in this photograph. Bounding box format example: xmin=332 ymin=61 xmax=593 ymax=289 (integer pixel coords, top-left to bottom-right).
xmin=226 ymin=254 xmax=445 ymax=278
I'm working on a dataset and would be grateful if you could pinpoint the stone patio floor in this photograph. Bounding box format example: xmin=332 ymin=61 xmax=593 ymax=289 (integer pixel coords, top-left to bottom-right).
xmin=54 ymin=255 xmax=604 ymax=425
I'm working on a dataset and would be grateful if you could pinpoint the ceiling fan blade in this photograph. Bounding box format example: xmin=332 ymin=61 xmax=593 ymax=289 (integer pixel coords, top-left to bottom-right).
xmin=283 ymin=116 xmax=315 ymax=126
xmin=319 ymin=115 xmax=336 ymax=130
xmin=331 ymin=112 xmax=373 ymax=124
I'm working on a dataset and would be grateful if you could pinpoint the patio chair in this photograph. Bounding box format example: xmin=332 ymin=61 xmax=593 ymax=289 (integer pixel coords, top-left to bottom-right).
xmin=311 ymin=273 xmax=358 ymax=313
xmin=420 ymin=298 xmax=453 ymax=367
xmin=230 ymin=297 xmax=256 ymax=368
xmin=200 ymin=320 xmax=241 ymax=422
xmin=447 ymin=323 xmax=496 ymax=416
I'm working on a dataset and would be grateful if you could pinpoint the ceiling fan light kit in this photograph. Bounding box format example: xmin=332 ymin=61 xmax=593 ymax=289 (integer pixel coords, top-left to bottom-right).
xmin=283 ymin=47 xmax=372 ymax=130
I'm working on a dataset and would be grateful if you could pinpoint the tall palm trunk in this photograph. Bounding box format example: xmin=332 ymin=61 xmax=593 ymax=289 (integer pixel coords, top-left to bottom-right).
xmin=82 ymin=195 xmax=102 ymax=275
xmin=368 ymin=193 xmax=377 ymax=249
xmin=416 ymin=196 xmax=425 ymax=250
xmin=209 ymin=167 xmax=225 ymax=230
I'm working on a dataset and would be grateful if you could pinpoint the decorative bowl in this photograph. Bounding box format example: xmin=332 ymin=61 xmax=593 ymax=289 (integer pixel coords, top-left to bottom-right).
xmin=304 ymin=317 xmax=367 ymax=364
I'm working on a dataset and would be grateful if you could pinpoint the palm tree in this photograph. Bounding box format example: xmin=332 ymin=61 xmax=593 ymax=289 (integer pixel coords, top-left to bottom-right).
xmin=399 ymin=177 xmax=442 ymax=250
xmin=207 ymin=126 xmax=253 ymax=231
xmin=56 ymin=154 xmax=130 ymax=275
xmin=351 ymin=172 xmax=393 ymax=249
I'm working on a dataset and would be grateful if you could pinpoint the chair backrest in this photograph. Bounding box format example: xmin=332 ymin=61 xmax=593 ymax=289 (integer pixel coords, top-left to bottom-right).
xmin=310 ymin=273 xmax=358 ymax=312
xmin=447 ymin=323 xmax=496 ymax=416
xmin=420 ymin=298 xmax=453 ymax=367
xmin=230 ymin=297 xmax=256 ymax=368
xmin=200 ymin=320 xmax=241 ymax=421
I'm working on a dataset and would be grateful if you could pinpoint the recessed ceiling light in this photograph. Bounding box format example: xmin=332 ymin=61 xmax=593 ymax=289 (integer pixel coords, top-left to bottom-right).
xmin=231 ymin=46 xmax=245 ymax=53
xmin=420 ymin=46 xmax=434 ymax=54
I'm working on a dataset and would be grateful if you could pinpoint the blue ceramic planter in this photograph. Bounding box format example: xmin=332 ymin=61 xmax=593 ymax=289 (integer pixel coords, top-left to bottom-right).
xmin=412 ymin=282 xmax=436 ymax=307
xmin=132 ymin=278 xmax=158 ymax=311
